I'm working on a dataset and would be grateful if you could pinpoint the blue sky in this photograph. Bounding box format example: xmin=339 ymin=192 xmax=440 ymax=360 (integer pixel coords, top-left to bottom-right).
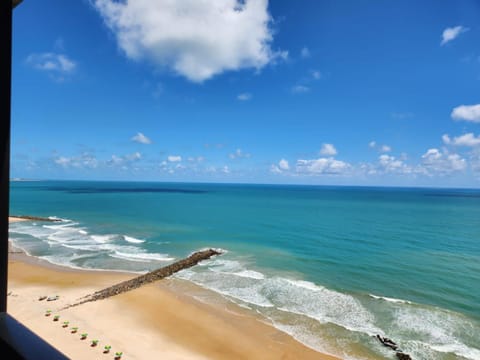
xmin=10 ymin=0 xmax=480 ymax=187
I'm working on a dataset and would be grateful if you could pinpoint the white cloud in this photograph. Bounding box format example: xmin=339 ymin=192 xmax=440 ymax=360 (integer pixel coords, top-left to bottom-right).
xmin=54 ymin=153 xmax=99 ymax=169
xmin=125 ymin=152 xmax=142 ymax=161
xmin=291 ymin=85 xmax=310 ymax=94
xmin=279 ymin=158 xmax=289 ymax=170
xmin=167 ymin=155 xmax=182 ymax=162
xmin=470 ymin=148 xmax=480 ymax=173
xmin=442 ymin=134 xmax=451 ymax=145
xmin=311 ymin=70 xmax=321 ymax=80
xmin=300 ymin=47 xmax=310 ymax=58
xmin=270 ymin=164 xmax=282 ymax=174
xmin=443 ymin=133 xmax=480 ymax=147
xmin=222 ymin=165 xmax=230 ymax=174
xmin=320 ymin=143 xmax=337 ymax=156
xmin=94 ymin=0 xmax=285 ymax=82
xmin=54 ymin=156 xmax=71 ymax=167
xmin=131 ymin=132 xmax=152 ymax=144
xmin=296 ymin=157 xmax=350 ymax=175
xmin=237 ymin=93 xmax=252 ymax=101
xmin=108 ymin=155 xmax=124 ymax=166
xmin=451 ymin=104 xmax=480 ymax=123
xmin=377 ymin=154 xmax=411 ymax=174
xmin=229 ymin=148 xmax=251 ymax=159
xmin=421 ymin=148 xmax=466 ymax=174
xmin=187 ymin=156 xmax=205 ymax=163
xmin=271 ymin=158 xmax=290 ymax=174
xmin=441 ymin=25 xmax=468 ymax=46
xmin=26 ymin=53 xmax=76 ymax=73
xmin=107 ymin=152 xmax=142 ymax=167
xmin=380 ymin=145 xmax=392 ymax=153
xmin=369 ymin=141 xmax=391 ymax=153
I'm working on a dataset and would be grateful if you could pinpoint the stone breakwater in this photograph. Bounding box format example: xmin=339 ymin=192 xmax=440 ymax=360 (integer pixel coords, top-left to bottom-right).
xmin=67 ymin=248 xmax=222 ymax=308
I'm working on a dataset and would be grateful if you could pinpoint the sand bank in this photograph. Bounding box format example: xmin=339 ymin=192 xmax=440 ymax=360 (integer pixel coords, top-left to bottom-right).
xmin=8 ymin=216 xmax=29 ymax=223
xmin=7 ymin=252 xmax=339 ymax=360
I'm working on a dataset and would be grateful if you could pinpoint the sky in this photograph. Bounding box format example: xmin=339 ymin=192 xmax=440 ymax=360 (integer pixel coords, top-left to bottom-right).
xmin=10 ymin=0 xmax=480 ymax=187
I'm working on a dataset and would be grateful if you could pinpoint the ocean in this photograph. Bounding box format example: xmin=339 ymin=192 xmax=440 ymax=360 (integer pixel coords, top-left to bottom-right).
xmin=8 ymin=180 xmax=480 ymax=360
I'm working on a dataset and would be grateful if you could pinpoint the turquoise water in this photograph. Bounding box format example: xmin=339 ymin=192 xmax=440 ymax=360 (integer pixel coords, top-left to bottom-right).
xmin=9 ymin=181 xmax=480 ymax=360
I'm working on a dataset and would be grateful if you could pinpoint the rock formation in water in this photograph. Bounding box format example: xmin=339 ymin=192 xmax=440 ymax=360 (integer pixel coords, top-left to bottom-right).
xmin=66 ymin=248 xmax=222 ymax=308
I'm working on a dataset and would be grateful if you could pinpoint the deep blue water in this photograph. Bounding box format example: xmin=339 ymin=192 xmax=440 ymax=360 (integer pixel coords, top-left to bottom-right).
xmin=9 ymin=181 xmax=480 ymax=360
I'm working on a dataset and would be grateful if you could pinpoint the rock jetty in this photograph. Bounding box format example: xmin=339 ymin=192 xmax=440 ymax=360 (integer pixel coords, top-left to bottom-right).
xmin=67 ymin=248 xmax=222 ymax=308
xmin=376 ymin=335 xmax=413 ymax=360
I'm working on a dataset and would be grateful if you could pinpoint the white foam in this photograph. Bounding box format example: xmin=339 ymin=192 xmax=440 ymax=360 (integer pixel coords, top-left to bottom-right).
xmin=111 ymin=251 xmax=174 ymax=262
xmin=369 ymin=293 xmax=412 ymax=304
xmin=9 ymin=216 xmax=175 ymax=270
xmin=430 ymin=342 xmax=480 ymax=360
xmin=393 ymin=305 xmax=480 ymax=360
xmin=48 ymin=216 xmax=70 ymax=221
xmin=285 ymin=279 xmax=326 ymax=292
xmin=42 ymin=222 xmax=79 ymax=229
xmin=123 ymin=235 xmax=145 ymax=244
xmin=232 ymin=270 xmax=265 ymax=280
xmin=91 ymin=234 xmax=117 ymax=243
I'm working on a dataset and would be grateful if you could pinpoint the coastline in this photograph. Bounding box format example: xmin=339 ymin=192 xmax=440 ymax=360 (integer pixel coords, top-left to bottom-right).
xmin=8 ymin=222 xmax=339 ymax=359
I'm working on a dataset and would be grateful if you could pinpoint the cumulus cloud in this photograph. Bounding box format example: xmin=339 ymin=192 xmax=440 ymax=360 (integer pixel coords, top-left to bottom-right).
xmin=270 ymin=165 xmax=282 ymax=174
xmin=443 ymin=133 xmax=480 ymax=147
xmin=26 ymin=53 xmax=76 ymax=72
xmin=237 ymin=93 xmax=252 ymax=101
xmin=229 ymin=148 xmax=251 ymax=159
xmin=421 ymin=148 xmax=466 ymax=174
xmin=470 ymin=148 xmax=480 ymax=173
xmin=187 ymin=156 xmax=205 ymax=163
xmin=125 ymin=152 xmax=142 ymax=161
xmin=451 ymin=104 xmax=480 ymax=123
xmin=441 ymin=25 xmax=468 ymax=45
xmin=26 ymin=52 xmax=76 ymax=77
xmin=54 ymin=156 xmax=72 ymax=167
xmin=167 ymin=155 xmax=182 ymax=162
xmin=270 ymin=158 xmax=289 ymax=173
xmin=311 ymin=70 xmax=321 ymax=80
xmin=94 ymin=0 xmax=286 ymax=82
xmin=320 ymin=143 xmax=337 ymax=156
xmin=380 ymin=145 xmax=392 ymax=153
xmin=222 ymin=166 xmax=230 ymax=174
xmin=107 ymin=152 xmax=142 ymax=166
xmin=54 ymin=153 xmax=98 ymax=169
xmin=131 ymin=132 xmax=152 ymax=144
xmin=291 ymin=85 xmax=310 ymax=94
xmin=300 ymin=47 xmax=310 ymax=58
xmin=377 ymin=154 xmax=411 ymax=174
xmin=296 ymin=157 xmax=350 ymax=175
xmin=369 ymin=141 xmax=391 ymax=153
xmin=279 ymin=158 xmax=289 ymax=170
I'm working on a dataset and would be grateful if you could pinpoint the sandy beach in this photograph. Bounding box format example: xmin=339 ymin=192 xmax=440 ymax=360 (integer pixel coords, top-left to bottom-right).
xmin=8 ymin=216 xmax=29 ymax=223
xmin=7 ymin=218 xmax=339 ymax=360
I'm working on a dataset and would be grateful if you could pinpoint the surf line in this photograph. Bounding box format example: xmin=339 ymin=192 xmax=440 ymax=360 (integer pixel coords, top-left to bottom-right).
xmin=64 ymin=248 xmax=222 ymax=309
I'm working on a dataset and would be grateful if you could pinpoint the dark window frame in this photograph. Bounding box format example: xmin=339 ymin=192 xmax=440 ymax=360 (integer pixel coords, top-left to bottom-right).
xmin=0 ymin=2 xmax=69 ymax=358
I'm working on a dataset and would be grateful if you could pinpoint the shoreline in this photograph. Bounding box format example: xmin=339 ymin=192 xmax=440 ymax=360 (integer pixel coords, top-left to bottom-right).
xmin=8 ymin=222 xmax=340 ymax=359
